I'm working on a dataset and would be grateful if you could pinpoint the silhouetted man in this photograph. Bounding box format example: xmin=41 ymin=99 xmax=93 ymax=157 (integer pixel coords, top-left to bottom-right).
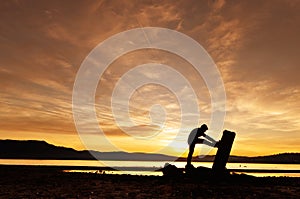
xmin=186 ymin=124 xmax=219 ymax=167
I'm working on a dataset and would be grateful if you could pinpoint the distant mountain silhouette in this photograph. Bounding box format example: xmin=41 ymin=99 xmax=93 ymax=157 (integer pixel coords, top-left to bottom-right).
xmin=0 ymin=140 xmax=174 ymax=161
xmin=177 ymin=153 xmax=300 ymax=164
xmin=0 ymin=140 xmax=93 ymax=160
xmin=228 ymin=153 xmax=300 ymax=164
xmin=0 ymin=140 xmax=299 ymax=163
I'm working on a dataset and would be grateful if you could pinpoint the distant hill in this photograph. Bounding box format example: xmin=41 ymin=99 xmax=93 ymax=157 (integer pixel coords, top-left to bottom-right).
xmin=177 ymin=153 xmax=300 ymax=164
xmin=0 ymin=140 xmax=299 ymax=163
xmin=0 ymin=140 xmax=175 ymax=161
xmin=0 ymin=140 xmax=93 ymax=160
xmin=228 ymin=153 xmax=300 ymax=164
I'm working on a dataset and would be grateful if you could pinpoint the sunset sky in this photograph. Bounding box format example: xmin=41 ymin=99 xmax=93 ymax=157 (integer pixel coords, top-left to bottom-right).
xmin=0 ymin=0 xmax=299 ymax=157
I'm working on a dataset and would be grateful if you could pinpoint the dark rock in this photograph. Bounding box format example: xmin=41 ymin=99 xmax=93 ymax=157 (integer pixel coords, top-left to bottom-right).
xmin=162 ymin=163 xmax=183 ymax=177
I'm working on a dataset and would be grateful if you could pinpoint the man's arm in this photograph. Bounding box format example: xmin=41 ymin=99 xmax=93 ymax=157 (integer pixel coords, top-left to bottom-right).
xmin=203 ymin=138 xmax=220 ymax=148
xmin=204 ymin=134 xmax=217 ymax=145
xmin=202 ymin=140 xmax=215 ymax=147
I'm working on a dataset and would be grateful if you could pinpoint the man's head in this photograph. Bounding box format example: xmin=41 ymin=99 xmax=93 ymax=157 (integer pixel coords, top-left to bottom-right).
xmin=200 ymin=124 xmax=208 ymax=131
xmin=196 ymin=124 xmax=208 ymax=137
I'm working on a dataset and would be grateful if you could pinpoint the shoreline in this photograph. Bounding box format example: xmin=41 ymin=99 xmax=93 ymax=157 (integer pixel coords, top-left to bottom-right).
xmin=1 ymin=157 xmax=300 ymax=164
xmin=1 ymin=164 xmax=299 ymax=173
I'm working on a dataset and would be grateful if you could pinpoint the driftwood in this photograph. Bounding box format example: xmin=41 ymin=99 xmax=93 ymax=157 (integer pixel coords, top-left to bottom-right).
xmin=212 ymin=130 xmax=236 ymax=173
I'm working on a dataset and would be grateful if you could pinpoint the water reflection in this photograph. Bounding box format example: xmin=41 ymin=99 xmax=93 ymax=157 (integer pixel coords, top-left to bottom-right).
xmin=1 ymin=159 xmax=299 ymax=177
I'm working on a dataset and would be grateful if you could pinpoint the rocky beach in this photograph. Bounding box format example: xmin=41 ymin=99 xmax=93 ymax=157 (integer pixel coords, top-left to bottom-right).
xmin=0 ymin=165 xmax=299 ymax=198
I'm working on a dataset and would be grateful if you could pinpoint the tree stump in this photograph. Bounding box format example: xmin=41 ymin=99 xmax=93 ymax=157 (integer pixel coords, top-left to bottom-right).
xmin=212 ymin=130 xmax=236 ymax=174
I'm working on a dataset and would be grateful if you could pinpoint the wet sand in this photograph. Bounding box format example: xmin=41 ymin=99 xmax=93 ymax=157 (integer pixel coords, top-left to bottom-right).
xmin=0 ymin=165 xmax=299 ymax=198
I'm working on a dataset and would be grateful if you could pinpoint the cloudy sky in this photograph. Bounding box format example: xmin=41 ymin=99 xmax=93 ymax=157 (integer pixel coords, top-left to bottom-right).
xmin=0 ymin=0 xmax=299 ymax=157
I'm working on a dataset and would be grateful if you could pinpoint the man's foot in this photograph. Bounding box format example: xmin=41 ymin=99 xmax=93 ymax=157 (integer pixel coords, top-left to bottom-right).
xmin=185 ymin=164 xmax=195 ymax=175
xmin=185 ymin=163 xmax=195 ymax=172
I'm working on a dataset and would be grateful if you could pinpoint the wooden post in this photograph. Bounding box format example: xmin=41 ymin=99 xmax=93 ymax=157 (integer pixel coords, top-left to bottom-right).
xmin=212 ymin=130 xmax=236 ymax=173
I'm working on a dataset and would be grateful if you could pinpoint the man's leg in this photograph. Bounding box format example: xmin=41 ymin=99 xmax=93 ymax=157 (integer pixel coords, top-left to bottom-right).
xmin=187 ymin=143 xmax=195 ymax=165
xmin=187 ymin=139 xmax=204 ymax=165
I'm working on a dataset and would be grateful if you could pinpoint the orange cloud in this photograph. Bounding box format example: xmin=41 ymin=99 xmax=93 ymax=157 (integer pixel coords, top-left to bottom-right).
xmin=0 ymin=0 xmax=299 ymax=156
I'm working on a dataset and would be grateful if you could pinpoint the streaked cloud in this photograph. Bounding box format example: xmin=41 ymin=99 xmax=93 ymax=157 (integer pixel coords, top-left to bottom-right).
xmin=0 ymin=0 xmax=299 ymax=156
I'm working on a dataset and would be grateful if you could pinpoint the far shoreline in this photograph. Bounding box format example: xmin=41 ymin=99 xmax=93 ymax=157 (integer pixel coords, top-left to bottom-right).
xmin=1 ymin=157 xmax=300 ymax=164
xmin=0 ymin=164 xmax=299 ymax=174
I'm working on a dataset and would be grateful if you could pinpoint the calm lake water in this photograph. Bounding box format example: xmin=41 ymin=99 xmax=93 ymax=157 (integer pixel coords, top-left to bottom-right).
xmin=1 ymin=159 xmax=299 ymax=177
